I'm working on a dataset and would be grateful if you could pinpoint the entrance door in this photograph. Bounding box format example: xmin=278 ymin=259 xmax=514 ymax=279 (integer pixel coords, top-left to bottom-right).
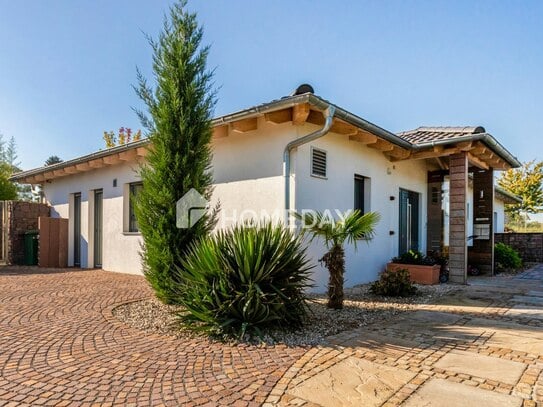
xmin=399 ymin=188 xmax=420 ymax=254
xmin=93 ymin=190 xmax=103 ymax=268
xmin=73 ymin=193 xmax=81 ymax=266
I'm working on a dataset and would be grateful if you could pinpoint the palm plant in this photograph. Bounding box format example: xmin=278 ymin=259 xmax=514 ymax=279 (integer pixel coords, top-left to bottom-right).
xmin=297 ymin=210 xmax=381 ymax=309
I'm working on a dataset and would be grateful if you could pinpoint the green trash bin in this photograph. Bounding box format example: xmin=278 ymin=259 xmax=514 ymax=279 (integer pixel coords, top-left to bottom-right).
xmin=24 ymin=230 xmax=39 ymax=266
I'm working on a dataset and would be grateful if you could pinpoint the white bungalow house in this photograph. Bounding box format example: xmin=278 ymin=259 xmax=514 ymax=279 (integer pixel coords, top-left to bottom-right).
xmin=12 ymin=86 xmax=520 ymax=290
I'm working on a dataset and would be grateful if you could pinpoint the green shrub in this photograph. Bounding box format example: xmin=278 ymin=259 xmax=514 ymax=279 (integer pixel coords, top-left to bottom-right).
xmin=392 ymin=250 xmax=436 ymax=266
xmin=175 ymin=222 xmax=313 ymax=338
xmin=370 ymin=269 xmax=418 ymax=297
xmin=494 ymin=242 xmax=522 ymax=272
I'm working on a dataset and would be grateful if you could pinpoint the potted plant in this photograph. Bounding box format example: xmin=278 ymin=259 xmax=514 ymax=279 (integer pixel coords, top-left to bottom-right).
xmin=386 ymin=250 xmax=441 ymax=285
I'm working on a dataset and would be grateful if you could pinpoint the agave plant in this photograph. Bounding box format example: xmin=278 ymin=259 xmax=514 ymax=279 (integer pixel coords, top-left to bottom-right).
xmin=297 ymin=210 xmax=381 ymax=309
xmin=174 ymin=222 xmax=313 ymax=338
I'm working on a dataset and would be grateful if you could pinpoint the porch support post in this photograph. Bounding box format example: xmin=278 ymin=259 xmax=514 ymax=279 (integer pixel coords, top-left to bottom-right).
xmin=427 ymin=170 xmax=446 ymax=254
xmin=470 ymin=168 xmax=495 ymax=275
xmin=449 ymin=152 xmax=468 ymax=284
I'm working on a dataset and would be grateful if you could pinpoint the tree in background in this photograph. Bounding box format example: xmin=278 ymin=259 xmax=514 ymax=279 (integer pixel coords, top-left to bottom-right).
xmin=498 ymin=160 xmax=543 ymax=230
xmin=0 ymin=133 xmax=22 ymax=200
xmin=45 ymin=155 xmax=63 ymax=166
xmin=4 ymin=136 xmax=20 ymax=170
xmin=103 ymin=127 xmax=142 ymax=148
xmin=133 ymin=1 xmax=216 ymax=303
xmin=0 ymin=162 xmax=18 ymax=200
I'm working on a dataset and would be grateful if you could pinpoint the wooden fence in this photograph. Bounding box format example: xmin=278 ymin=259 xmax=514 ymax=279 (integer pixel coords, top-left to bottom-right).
xmin=38 ymin=217 xmax=68 ymax=268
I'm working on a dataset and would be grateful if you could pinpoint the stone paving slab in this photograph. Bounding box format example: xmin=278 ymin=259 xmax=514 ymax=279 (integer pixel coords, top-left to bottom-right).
xmin=403 ymin=378 xmax=523 ymax=407
xmin=504 ymin=304 xmax=543 ymax=320
xmin=487 ymin=330 xmax=543 ymax=355
xmin=512 ymin=295 xmax=543 ymax=305
xmin=432 ymin=292 xmax=494 ymax=309
xmin=287 ymin=357 xmax=415 ymax=407
xmin=433 ymin=349 xmax=526 ymax=385
xmin=465 ymin=316 xmax=543 ymax=354
xmin=327 ymin=332 xmax=419 ymax=358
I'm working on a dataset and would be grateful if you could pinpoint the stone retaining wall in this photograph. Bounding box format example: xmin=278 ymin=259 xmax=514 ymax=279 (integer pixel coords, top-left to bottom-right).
xmin=495 ymin=233 xmax=543 ymax=263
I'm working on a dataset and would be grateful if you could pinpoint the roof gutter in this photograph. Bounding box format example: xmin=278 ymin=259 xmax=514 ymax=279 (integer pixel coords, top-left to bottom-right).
xmin=10 ymin=139 xmax=150 ymax=182
xmin=495 ymin=186 xmax=523 ymax=204
xmin=283 ymin=105 xmax=336 ymax=225
xmin=413 ymin=133 xmax=521 ymax=168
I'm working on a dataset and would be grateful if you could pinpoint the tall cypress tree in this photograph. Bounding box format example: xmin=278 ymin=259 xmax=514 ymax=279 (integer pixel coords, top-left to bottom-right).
xmin=134 ymin=1 xmax=216 ymax=303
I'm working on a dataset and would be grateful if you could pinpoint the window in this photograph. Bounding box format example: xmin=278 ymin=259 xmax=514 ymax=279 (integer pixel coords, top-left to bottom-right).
xmin=128 ymin=182 xmax=143 ymax=232
xmin=354 ymin=175 xmax=366 ymax=213
xmin=354 ymin=175 xmax=368 ymax=213
xmin=311 ymin=147 xmax=327 ymax=178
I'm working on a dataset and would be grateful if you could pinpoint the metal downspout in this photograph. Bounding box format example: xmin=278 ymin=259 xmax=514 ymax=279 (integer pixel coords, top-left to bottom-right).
xmin=283 ymin=105 xmax=336 ymax=225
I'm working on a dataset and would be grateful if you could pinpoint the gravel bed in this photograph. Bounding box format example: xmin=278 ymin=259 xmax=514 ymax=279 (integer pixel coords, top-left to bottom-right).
xmin=112 ymin=283 xmax=455 ymax=347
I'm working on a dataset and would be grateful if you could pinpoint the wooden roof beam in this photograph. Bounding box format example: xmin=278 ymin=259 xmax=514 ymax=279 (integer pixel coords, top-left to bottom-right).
xmin=467 ymin=152 xmax=489 ymax=170
xmin=89 ymin=158 xmax=106 ymax=168
xmin=264 ymin=108 xmax=292 ymax=124
xmin=330 ymin=119 xmax=358 ymax=136
xmin=391 ymin=146 xmax=460 ymax=162
xmin=136 ymin=147 xmax=148 ymax=157
xmin=293 ymin=103 xmax=310 ymax=125
xmin=75 ymin=162 xmax=91 ymax=172
xmin=367 ymin=139 xmax=394 ymax=152
xmin=349 ymin=131 xmax=378 ymax=145
xmin=213 ymin=124 xmax=229 ymax=138
xmin=471 ymin=142 xmax=487 ymax=155
xmin=385 ymin=146 xmax=411 ymax=161
xmin=103 ymin=154 xmax=122 ymax=165
xmin=435 ymin=157 xmax=448 ymax=170
xmin=53 ymin=169 xmax=67 ymax=177
xmin=457 ymin=141 xmax=474 ymax=151
xmin=231 ymin=117 xmax=258 ymax=133
xmin=119 ymin=150 xmax=137 ymax=161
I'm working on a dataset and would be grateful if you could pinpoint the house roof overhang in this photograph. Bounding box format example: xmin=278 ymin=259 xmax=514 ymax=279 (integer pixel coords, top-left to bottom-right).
xmin=495 ymin=186 xmax=523 ymax=204
xmin=393 ymin=126 xmax=521 ymax=170
xmin=10 ymin=94 xmax=520 ymax=184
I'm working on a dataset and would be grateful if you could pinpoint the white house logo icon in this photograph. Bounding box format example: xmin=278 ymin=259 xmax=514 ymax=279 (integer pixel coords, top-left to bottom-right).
xmin=176 ymin=188 xmax=208 ymax=229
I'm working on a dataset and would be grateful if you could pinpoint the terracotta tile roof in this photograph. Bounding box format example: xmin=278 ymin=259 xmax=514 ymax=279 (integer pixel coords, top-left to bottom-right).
xmin=397 ymin=126 xmax=486 ymax=144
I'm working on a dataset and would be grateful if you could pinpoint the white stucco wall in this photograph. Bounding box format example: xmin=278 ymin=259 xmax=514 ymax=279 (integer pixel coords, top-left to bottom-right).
xmin=294 ymin=125 xmax=431 ymax=291
xmin=47 ymin=118 xmax=518 ymax=292
xmin=44 ymin=163 xmax=144 ymax=274
xmin=210 ymin=118 xmax=297 ymax=227
xmin=43 ymin=117 xmax=300 ymax=276
xmin=494 ymin=199 xmax=505 ymax=233
xmin=42 ymin=118 xmax=511 ymax=292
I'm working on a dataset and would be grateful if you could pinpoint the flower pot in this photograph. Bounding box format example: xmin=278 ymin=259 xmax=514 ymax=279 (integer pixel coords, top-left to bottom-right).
xmin=386 ymin=262 xmax=440 ymax=285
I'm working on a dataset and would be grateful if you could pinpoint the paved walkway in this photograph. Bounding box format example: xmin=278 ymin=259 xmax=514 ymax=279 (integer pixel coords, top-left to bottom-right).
xmin=1 ymin=265 xmax=542 ymax=406
xmin=268 ymin=264 xmax=543 ymax=406
xmin=0 ymin=268 xmax=304 ymax=406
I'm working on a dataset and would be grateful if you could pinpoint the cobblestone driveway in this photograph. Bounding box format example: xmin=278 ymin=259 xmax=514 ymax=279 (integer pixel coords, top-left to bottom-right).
xmin=0 ymin=268 xmax=304 ymax=406
xmin=2 ymin=266 xmax=543 ymax=406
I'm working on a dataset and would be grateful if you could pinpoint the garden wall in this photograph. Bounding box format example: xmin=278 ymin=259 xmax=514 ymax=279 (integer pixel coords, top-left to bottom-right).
xmin=1 ymin=201 xmax=50 ymax=265
xmin=495 ymin=233 xmax=543 ymax=263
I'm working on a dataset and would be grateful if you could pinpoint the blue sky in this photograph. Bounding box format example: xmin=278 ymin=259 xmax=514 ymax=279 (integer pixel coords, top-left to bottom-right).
xmin=0 ymin=0 xmax=542 ymax=170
